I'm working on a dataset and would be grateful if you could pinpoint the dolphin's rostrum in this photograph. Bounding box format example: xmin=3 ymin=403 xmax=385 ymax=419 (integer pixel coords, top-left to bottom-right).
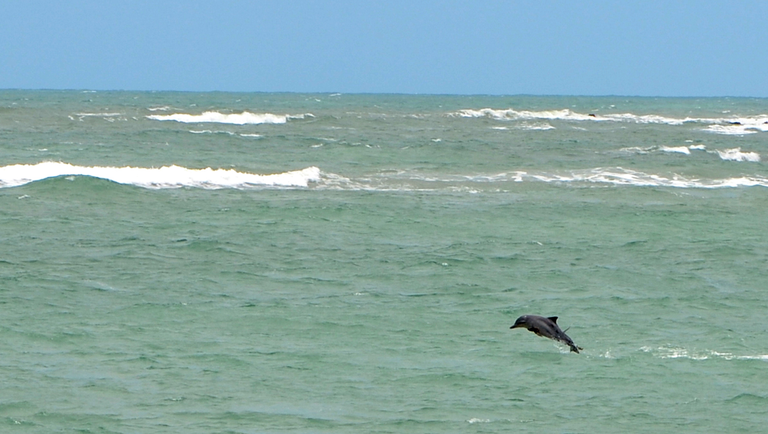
xmin=510 ymin=315 xmax=582 ymax=353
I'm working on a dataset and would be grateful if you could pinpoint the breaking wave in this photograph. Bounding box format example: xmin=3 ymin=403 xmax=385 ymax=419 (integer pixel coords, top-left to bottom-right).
xmin=0 ymin=162 xmax=320 ymax=189
xmin=4 ymin=163 xmax=766 ymax=192
xmin=147 ymin=111 xmax=312 ymax=125
xmin=715 ymin=148 xmax=761 ymax=162
xmin=315 ymin=168 xmax=768 ymax=191
xmin=619 ymin=145 xmax=760 ymax=162
xmin=451 ymin=108 xmax=768 ymax=135
xmin=527 ymin=168 xmax=768 ymax=188
xmin=451 ymin=108 xmax=694 ymax=124
xmin=641 ymin=346 xmax=768 ymax=361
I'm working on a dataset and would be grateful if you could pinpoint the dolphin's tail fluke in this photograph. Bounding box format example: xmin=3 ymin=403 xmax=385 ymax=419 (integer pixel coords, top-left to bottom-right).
xmin=569 ymin=344 xmax=582 ymax=354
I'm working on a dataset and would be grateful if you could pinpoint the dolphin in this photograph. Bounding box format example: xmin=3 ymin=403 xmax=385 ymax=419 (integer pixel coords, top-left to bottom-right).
xmin=510 ymin=315 xmax=582 ymax=353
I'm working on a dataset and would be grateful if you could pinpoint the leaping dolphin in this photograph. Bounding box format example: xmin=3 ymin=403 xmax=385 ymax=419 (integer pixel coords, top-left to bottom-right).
xmin=510 ymin=315 xmax=582 ymax=353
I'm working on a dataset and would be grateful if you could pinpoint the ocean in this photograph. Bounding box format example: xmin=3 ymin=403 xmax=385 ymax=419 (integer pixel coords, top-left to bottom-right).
xmin=1 ymin=90 xmax=767 ymax=433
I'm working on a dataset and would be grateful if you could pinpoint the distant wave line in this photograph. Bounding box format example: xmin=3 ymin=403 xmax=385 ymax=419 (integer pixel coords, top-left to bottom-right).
xmin=620 ymin=145 xmax=760 ymax=162
xmin=4 ymin=163 xmax=767 ymax=192
xmin=321 ymin=168 xmax=768 ymax=190
xmin=147 ymin=111 xmax=313 ymax=125
xmin=452 ymin=108 xmax=768 ymax=135
xmin=0 ymin=162 xmax=320 ymax=189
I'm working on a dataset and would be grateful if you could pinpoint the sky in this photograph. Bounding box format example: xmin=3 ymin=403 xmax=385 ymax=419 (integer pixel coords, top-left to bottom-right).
xmin=2 ymin=0 xmax=767 ymax=97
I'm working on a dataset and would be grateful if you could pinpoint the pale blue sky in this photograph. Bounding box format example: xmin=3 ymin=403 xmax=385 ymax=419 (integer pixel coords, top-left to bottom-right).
xmin=2 ymin=1 xmax=767 ymax=96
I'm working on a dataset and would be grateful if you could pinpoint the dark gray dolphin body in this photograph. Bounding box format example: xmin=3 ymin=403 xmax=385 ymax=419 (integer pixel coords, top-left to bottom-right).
xmin=510 ymin=315 xmax=582 ymax=353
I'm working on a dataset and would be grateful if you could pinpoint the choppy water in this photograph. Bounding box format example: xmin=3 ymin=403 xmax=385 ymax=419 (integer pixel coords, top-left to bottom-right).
xmin=1 ymin=90 xmax=767 ymax=433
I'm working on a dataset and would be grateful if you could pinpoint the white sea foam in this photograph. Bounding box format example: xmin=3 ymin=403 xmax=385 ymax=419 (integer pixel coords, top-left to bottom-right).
xmin=452 ymin=108 xmax=693 ymax=124
xmin=70 ymin=112 xmax=126 ymax=122
xmin=317 ymin=168 xmax=768 ymax=191
xmin=516 ymin=122 xmax=555 ymax=131
xmin=430 ymin=168 xmax=766 ymax=189
xmin=527 ymin=167 xmax=768 ymax=188
xmin=0 ymin=162 xmax=320 ymax=189
xmin=188 ymin=130 xmax=263 ymax=138
xmin=74 ymin=112 xmax=123 ymax=117
xmin=451 ymin=108 xmax=768 ymax=134
xmin=189 ymin=130 xmax=237 ymax=136
xmin=5 ymin=163 xmax=765 ymax=192
xmin=453 ymin=108 xmax=595 ymax=122
xmin=715 ymin=148 xmax=761 ymax=162
xmin=706 ymin=125 xmax=757 ymax=135
xmin=147 ymin=111 xmax=312 ymax=125
xmin=704 ymin=116 xmax=768 ymax=135
xmin=619 ymin=144 xmax=760 ymax=163
xmin=642 ymin=346 xmax=768 ymax=361
xmin=492 ymin=123 xmax=554 ymax=131
xmin=659 ymin=146 xmax=691 ymax=155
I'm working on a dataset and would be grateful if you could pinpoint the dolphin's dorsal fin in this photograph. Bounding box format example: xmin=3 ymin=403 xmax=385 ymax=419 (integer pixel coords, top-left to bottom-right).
xmin=548 ymin=316 xmax=558 ymax=323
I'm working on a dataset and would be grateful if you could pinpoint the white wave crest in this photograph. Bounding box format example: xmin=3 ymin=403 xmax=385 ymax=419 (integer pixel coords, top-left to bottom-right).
xmin=316 ymin=168 xmax=768 ymax=191
xmin=147 ymin=111 xmax=312 ymax=125
xmin=527 ymin=167 xmax=768 ymax=188
xmin=452 ymin=108 xmax=768 ymax=132
xmin=642 ymin=346 xmax=768 ymax=361
xmin=69 ymin=112 xmax=127 ymax=122
xmin=452 ymin=108 xmax=690 ymax=124
xmin=516 ymin=122 xmax=555 ymax=131
xmin=453 ymin=108 xmax=595 ymax=122
xmin=407 ymin=168 xmax=768 ymax=189
xmin=706 ymin=125 xmax=758 ymax=135
xmin=705 ymin=116 xmax=768 ymax=135
xmin=659 ymin=146 xmax=691 ymax=155
xmin=619 ymin=145 xmax=760 ymax=163
xmin=0 ymin=162 xmax=320 ymax=189
xmin=715 ymin=148 xmax=761 ymax=162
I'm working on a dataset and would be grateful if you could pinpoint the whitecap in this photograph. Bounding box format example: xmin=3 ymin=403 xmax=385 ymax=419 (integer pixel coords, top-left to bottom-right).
xmin=515 ymin=122 xmax=555 ymax=131
xmin=0 ymin=162 xmax=320 ymax=189
xmin=70 ymin=112 xmax=126 ymax=122
xmin=148 ymin=111 xmax=292 ymax=125
xmin=619 ymin=146 xmax=654 ymax=155
xmin=526 ymin=167 xmax=768 ymax=189
xmin=705 ymin=116 xmax=768 ymax=135
xmin=642 ymin=346 xmax=768 ymax=362
xmin=452 ymin=108 xmax=593 ymax=122
xmin=451 ymin=108 xmax=768 ymax=131
xmin=715 ymin=148 xmax=760 ymax=162
xmin=602 ymin=113 xmax=692 ymax=125
xmin=706 ymin=125 xmax=759 ymax=135
xmin=74 ymin=112 xmax=123 ymax=117
xmin=317 ymin=168 xmax=768 ymax=191
xmin=189 ymin=130 xmax=236 ymax=136
xmin=451 ymin=108 xmax=690 ymax=125
xmin=659 ymin=146 xmax=691 ymax=155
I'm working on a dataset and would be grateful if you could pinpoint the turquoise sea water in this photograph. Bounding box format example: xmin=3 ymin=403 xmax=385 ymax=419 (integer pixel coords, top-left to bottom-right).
xmin=1 ymin=90 xmax=767 ymax=433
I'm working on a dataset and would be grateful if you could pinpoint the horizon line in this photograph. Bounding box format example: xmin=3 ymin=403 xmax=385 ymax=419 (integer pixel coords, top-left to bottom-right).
xmin=2 ymin=87 xmax=767 ymax=99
